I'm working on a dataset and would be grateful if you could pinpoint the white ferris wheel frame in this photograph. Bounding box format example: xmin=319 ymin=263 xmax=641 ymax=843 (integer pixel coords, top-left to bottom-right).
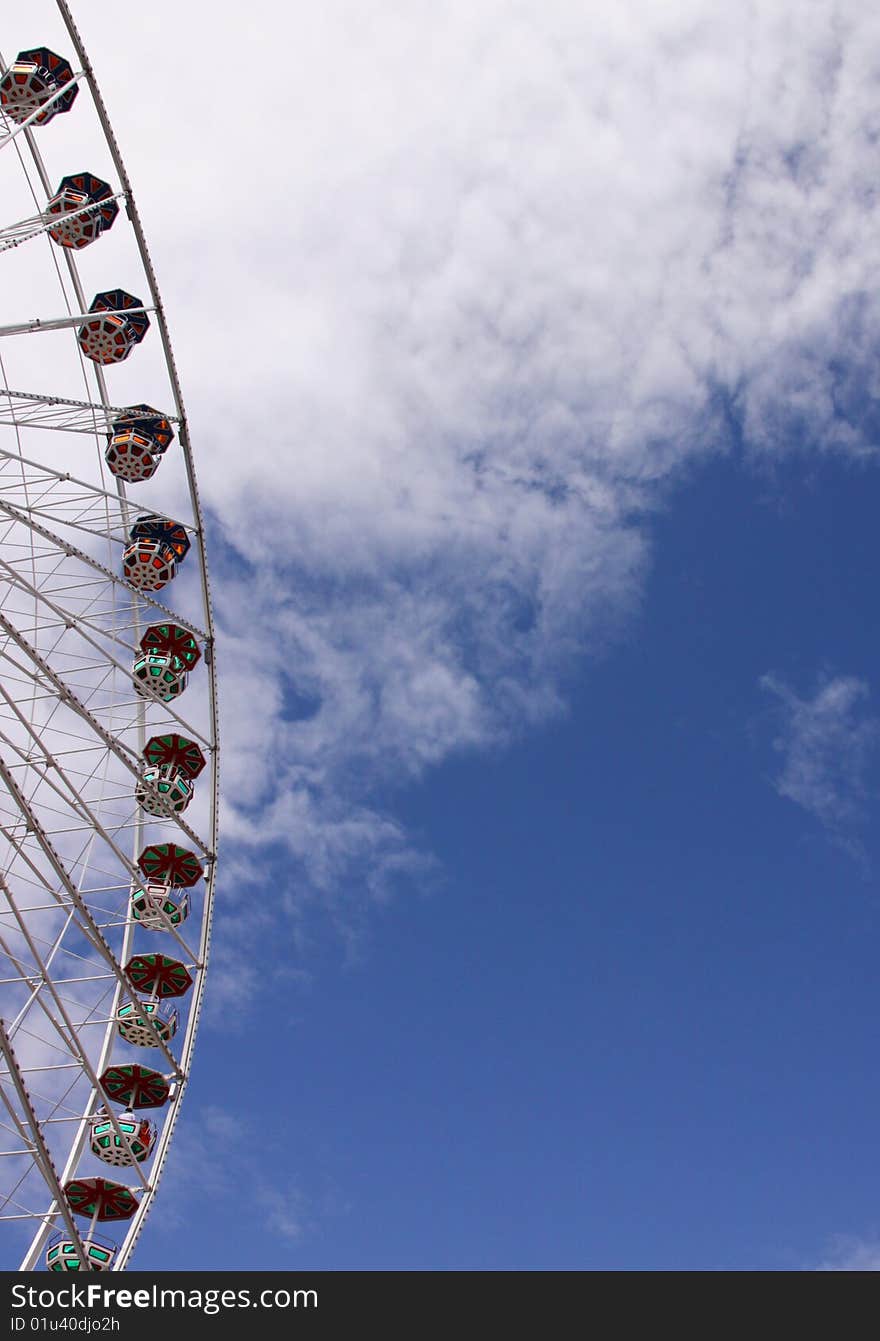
xmin=0 ymin=0 xmax=220 ymax=1271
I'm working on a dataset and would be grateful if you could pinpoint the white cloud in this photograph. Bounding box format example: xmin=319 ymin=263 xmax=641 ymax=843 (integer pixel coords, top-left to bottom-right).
xmin=47 ymin=1 xmax=880 ymax=988
xmin=156 ymin=1103 xmax=313 ymax=1244
xmin=817 ymin=1234 xmax=880 ymax=1270
xmin=257 ymin=1184 xmax=308 ymax=1243
xmin=760 ymin=673 xmax=880 ymax=844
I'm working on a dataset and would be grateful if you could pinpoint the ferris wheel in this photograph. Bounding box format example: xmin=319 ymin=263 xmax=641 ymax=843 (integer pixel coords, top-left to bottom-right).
xmin=0 ymin=2 xmax=219 ymax=1271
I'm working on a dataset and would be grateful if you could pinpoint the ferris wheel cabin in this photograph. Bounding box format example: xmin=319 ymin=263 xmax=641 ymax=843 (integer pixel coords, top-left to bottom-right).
xmin=105 ymin=405 xmax=175 ymax=482
xmin=0 ymin=47 xmax=78 ymax=126
xmin=46 ymin=172 xmax=118 ymax=249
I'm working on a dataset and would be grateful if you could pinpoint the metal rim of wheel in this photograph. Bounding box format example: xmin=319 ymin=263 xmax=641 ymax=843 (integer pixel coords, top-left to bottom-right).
xmin=0 ymin=2 xmax=218 ymax=1271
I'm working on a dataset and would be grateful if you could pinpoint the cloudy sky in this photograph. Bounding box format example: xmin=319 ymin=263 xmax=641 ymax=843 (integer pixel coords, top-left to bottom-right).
xmin=9 ymin=0 xmax=880 ymax=1269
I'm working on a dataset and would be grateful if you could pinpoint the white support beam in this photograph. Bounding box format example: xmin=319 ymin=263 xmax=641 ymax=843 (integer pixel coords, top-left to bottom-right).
xmin=0 ymin=306 xmax=153 ymax=339
xmin=0 ymin=1020 xmax=90 ymax=1267
xmin=0 ymin=191 xmax=128 ymax=254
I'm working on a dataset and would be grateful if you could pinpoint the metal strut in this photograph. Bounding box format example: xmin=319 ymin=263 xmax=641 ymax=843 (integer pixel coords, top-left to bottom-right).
xmin=0 ymin=1020 xmax=91 ymax=1267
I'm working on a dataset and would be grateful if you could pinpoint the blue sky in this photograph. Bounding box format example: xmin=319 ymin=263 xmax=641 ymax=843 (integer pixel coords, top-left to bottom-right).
xmin=7 ymin=0 xmax=880 ymax=1271
xmin=134 ymin=447 xmax=880 ymax=1271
